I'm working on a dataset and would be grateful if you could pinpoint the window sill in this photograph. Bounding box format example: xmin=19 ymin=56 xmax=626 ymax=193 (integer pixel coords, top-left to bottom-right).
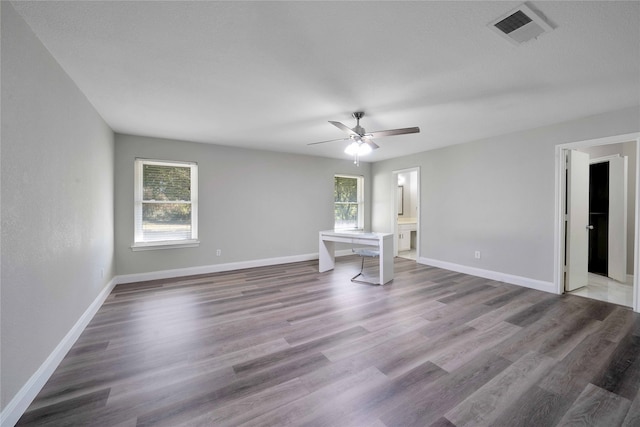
xmin=131 ymin=240 xmax=200 ymax=251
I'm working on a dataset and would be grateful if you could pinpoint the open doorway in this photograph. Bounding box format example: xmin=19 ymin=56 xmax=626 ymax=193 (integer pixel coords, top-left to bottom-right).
xmin=558 ymin=136 xmax=639 ymax=310
xmin=588 ymin=160 xmax=610 ymax=276
xmin=393 ymin=168 xmax=420 ymax=260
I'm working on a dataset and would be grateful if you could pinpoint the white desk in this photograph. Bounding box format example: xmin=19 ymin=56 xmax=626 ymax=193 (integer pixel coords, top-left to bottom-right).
xmin=319 ymin=230 xmax=394 ymax=285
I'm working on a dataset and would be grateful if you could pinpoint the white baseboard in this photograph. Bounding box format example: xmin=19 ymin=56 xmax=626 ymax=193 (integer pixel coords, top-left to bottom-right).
xmin=0 ymin=277 xmax=118 ymax=427
xmin=418 ymin=257 xmax=557 ymax=294
xmin=115 ymin=253 xmax=324 ymax=285
xmin=115 ymin=251 xmax=362 ymax=285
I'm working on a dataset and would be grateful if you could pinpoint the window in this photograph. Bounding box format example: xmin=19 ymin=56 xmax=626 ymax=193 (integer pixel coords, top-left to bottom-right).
xmin=133 ymin=159 xmax=198 ymax=249
xmin=334 ymin=175 xmax=364 ymax=230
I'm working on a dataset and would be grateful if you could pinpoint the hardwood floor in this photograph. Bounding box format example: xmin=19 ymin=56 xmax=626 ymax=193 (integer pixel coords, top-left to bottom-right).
xmin=17 ymin=256 xmax=640 ymax=426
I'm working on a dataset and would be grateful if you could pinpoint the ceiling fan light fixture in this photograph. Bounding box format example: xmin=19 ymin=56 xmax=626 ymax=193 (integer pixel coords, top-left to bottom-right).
xmin=308 ymin=111 xmax=419 ymax=167
xmin=344 ymin=141 xmax=372 ymax=156
xmin=359 ymin=143 xmax=373 ymax=155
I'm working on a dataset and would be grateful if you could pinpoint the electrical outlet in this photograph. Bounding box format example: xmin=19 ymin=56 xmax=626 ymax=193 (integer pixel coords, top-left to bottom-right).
xmin=216 ymin=249 xmax=222 ymax=256
xmin=474 ymin=251 xmax=481 ymax=259
xmin=100 ymin=268 xmax=104 ymax=278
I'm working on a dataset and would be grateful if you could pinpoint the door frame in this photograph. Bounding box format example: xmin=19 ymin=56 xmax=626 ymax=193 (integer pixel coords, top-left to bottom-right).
xmin=554 ymin=132 xmax=640 ymax=312
xmin=392 ymin=167 xmax=420 ymax=258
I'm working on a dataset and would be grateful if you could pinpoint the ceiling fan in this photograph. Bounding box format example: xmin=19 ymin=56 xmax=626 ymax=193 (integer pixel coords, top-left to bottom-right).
xmin=308 ymin=112 xmax=420 ymax=165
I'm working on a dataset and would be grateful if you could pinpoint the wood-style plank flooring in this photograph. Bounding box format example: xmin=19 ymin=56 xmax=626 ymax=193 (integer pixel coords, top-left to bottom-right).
xmin=17 ymin=256 xmax=640 ymax=426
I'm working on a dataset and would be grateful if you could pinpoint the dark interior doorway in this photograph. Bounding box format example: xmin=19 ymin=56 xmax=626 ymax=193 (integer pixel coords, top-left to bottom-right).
xmin=588 ymin=162 xmax=608 ymax=276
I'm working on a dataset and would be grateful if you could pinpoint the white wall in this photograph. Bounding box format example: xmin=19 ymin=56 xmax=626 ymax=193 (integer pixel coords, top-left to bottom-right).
xmin=372 ymin=107 xmax=640 ymax=285
xmin=1 ymin=1 xmax=115 ymax=417
xmin=114 ymin=134 xmax=371 ymax=277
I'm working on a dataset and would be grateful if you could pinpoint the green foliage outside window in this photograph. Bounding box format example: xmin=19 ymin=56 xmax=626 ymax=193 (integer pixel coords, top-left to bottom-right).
xmin=335 ymin=176 xmax=360 ymax=229
xmin=143 ymin=165 xmax=191 ymax=223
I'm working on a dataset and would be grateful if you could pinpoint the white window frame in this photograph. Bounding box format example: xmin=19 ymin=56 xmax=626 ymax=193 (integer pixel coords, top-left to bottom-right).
xmin=132 ymin=158 xmax=199 ymax=250
xmin=334 ymin=174 xmax=364 ymax=230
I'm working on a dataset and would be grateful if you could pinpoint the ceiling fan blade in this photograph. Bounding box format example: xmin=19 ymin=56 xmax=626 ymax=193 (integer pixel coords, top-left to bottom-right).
xmin=307 ymin=137 xmax=348 ymax=146
xmin=368 ymin=126 xmax=420 ymax=138
xmin=363 ymin=138 xmax=379 ymax=150
xmin=329 ymin=121 xmax=359 ymax=136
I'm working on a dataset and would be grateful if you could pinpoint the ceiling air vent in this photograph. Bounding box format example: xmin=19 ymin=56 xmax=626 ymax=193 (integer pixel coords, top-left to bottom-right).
xmin=489 ymin=4 xmax=553 ymax=45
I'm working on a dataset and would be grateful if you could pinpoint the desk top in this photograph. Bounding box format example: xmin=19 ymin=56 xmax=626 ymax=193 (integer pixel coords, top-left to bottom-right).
xmin=320 ymin=230 xmax=393 ymax=239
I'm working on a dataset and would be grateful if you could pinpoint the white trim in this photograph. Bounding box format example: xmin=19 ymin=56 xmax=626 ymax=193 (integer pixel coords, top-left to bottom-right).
xmin=0 ymin=278 xmax=117 ymax=427
xmin=554 ymin=133 xmax=640 ymax=312
xmin=558 ymin=132 xmax=640 ymax=150
xmin=134 ymin=158 xmax=197 ymax=168
xmin=590 ymin=154 xmax=621 ymax=164
xmin=115 ymin=253 xmax=319 ymax=284
xmin=553 ymin=145 xmax=565 ymax=296
xmin=334 ymin=174 xmax=365 ymax=230
xmin=419 ymin=257 xmax=556 ymax=293
xmin=131 ymin=240 xmax=200 ymax=251
xmin=634 ymin=138 xmax=640 ymax=312
xmin=116 ymin=250 xmax=360 ymax=285
xmin=134 ymin=158 xmax=198 ymax=245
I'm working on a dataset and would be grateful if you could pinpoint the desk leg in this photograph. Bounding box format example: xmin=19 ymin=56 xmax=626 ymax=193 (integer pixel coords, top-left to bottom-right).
xmin=319 ymin=238 xmax=335 ymax=272
xmin=379 ymin=235 xmax=394 ymax=284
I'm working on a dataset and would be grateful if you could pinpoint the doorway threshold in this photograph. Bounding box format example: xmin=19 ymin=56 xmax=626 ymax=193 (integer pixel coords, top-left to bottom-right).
xmin=568 ymin=273 xmax=634 ymax=307
xmin=398 ymin=249 xmax=416 ymax=260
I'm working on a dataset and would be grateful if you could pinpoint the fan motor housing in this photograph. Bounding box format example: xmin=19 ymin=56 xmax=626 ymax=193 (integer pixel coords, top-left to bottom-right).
xmin=352 ymin=112 xmax=365 ymax=134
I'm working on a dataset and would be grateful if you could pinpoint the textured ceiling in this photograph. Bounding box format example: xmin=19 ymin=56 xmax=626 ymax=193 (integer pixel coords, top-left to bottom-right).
xmin=10 ymin=1 xmax=640 ymax=162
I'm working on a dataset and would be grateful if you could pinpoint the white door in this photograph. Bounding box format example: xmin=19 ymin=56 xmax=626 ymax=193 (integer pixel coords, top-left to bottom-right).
xmin=608 ymin=156 xmax=628 ymax=283
xmin=566 ymin=150 xmax=590 ymax=292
